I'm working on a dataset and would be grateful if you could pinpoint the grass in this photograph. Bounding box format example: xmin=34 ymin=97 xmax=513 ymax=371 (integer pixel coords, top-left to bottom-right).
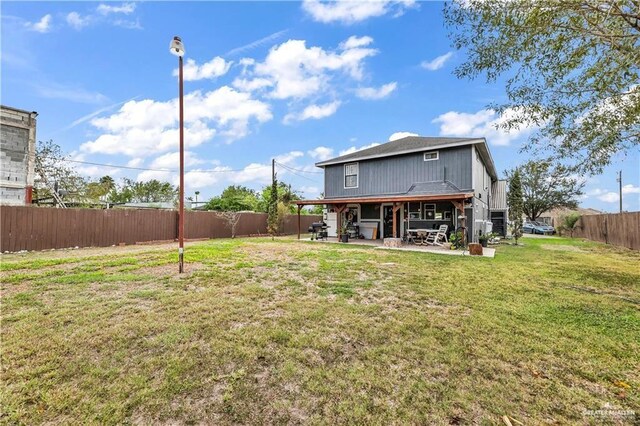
xmin=1 ymin=236 xmax=638 ymax=424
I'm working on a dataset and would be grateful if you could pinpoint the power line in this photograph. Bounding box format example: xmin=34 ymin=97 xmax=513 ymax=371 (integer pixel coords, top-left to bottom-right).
xmin=51 ymin=157 xmax=322 ymax=182
xmin=276 ymin=162 xmax=321 ymax=183
xmin=55 ymin=157 xmax=267 ymax=174
xmin=274 ymin=161 xmax=323 ymax=174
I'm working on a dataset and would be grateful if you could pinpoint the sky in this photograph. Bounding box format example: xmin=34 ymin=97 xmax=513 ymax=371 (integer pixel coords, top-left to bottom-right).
xmin=2 ymin=0 xmax=638 ymax=212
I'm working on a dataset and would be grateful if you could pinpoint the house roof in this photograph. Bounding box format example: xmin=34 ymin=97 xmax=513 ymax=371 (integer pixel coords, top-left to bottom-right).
xmin=296 ymin=180 xmax=473 ymax=205
xmin=296 ymin=191 xmax=473 ymax=206
xmin=315 ymin=136 xmax=498 ymax=180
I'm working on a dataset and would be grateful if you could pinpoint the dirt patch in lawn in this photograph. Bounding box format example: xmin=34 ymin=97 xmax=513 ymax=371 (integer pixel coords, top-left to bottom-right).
xmin=540 ymin=244 xmax=586 ymax=253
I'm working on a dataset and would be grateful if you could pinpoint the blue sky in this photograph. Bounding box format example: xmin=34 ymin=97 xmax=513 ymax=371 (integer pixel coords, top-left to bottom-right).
xmin=2 ymin=1 xmax=638 ymax=211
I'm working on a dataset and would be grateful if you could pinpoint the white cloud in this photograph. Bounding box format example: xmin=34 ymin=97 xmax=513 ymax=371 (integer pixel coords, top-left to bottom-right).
xmin=25 ymin=14 xmax=52 ymax=33
xmin=389 ymin=131 xmax=418 ymax=141
xmin=340 ymin=35 xmax=374 ymax=50
xmin=339 ymin=142 xmax=380 ymax=156
xmin=586 ymin=185 xmax=639 ymax=204
xmin=33 ymin=82 xmax=108 ymax=104
xmin=308 ymin=146 xmax=335 ymax=161
xmin=302 ymin=0 xmax=416 ymax=24
xmin=598 ymin=192 xmax=620 ymax=203
xmin=242 ymin=37 xmax=378 ymax=99
xmin=300 ymin=186 xmax=321 ymax=198
xmin=127 ymin=158 xmax=144 ymax=168
xmin=232 ymin=77 xmax=273 ymax=92
xmin=226 ymin=29 xmax=289 ymax=57
xmin=81 ymin=86 xmax=272 ymax=157
xmin=284 ymin=101 xmax=341 ymax=123
xmin=421 ymin=52 xmax=454 ymax=71
xmin=112 ymin=19 xmax=142 ymax=30
xmin=66 ymin=12 xmax=90 ymax=30
xmin=432 ymin=108 xmax=538 ymax=146
xmin=175 ymin=57 xmax=232 ymax=81
xmin=97 ymin=3 xmax=136 ymax=15
xmin=355 ymin=82 xmax=397 ymax=100
xmin=149 ymin=151 xmax=204 ymax=169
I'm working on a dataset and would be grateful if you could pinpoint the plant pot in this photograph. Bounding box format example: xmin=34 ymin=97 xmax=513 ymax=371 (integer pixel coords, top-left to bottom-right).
xmin=480 ymin=240 xmax=488 ymax=248
xmin=340 ymin=234 xmax=349 ymax=243
xmin=442 ymin=242 xmax=452 ymax=250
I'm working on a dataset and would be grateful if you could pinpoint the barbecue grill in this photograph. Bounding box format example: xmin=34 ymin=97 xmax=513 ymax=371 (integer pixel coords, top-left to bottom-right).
xmin=308 ymin=221 xmax=329 ymax=240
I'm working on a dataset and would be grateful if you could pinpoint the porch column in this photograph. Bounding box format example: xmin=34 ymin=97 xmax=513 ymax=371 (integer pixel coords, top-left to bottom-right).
xmin=297 ymin=204 xmax=302 ymax=240
xmin=335 ymin=204 xmax=346 ymax=238
xmin=452 ymin=200 xmax=466 ymax=246
xmin=392 ymin=202 xmax=401 ymax=238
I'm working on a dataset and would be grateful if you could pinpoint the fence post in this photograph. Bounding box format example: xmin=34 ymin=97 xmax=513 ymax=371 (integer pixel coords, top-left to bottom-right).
xmin=604 ymin=215 xmax=608 ymax=245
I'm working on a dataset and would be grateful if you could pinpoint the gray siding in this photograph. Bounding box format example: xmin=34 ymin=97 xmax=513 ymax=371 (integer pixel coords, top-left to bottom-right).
xmin=324 ymin=146 xmax=472 ymax=198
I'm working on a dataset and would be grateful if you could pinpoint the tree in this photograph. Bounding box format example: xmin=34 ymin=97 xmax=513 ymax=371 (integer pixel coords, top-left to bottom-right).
xmin=33 ymin=139 xmax=87 ymax=202
xmin=444 ymin=1 xmax=640 ymax=174
xmin=505 ymin=160 xmax=584 ymax=221
xmin=258 ymin=182 xmax=302 ymax=213
xmin=508 ymin=169 xmax=524 ymax=244
xmin=217 ymin=211 xmax=242 ymax=238
xmin=204 ymin=185 xmax=259 ymax=211
xmin=85 ymin=175 xmax=116 ymax=201
xmin=267 ymin=176 xmax=279 ymax=237
xmin=107 ymin=178 xmax=177 ymax=204
xmin=558 ymin=212 xmax=581 ymax=237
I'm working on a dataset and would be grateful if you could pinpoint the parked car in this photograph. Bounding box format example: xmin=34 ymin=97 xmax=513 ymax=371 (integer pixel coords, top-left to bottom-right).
xmin=523 ymin=221 xmax=555 ymax=235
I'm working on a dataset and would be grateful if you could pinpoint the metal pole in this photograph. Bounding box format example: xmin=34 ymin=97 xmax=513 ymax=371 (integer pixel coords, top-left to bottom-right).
xmin=617 ymin=170 xmax=622 ymax=213
xmin=178 ymin=54 xmax=185 ymax=273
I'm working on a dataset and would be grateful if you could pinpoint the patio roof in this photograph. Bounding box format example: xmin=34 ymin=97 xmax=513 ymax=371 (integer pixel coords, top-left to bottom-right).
xmin=295 ymin=192 xmax=473 ymax=206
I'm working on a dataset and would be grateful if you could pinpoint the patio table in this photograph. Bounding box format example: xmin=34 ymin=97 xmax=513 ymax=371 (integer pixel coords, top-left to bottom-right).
xmin=407 ymin=228 xmax=439 ymax=245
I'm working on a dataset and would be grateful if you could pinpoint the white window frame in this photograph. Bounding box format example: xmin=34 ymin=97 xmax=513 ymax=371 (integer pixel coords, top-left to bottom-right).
xmin=423 ymin=151 xmax=439 ymax=161
xmin=344 ymin=162 xmax=359 ymax=189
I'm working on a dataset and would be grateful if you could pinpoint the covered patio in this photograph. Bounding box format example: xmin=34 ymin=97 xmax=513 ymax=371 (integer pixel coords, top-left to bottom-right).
xmin=294 ymin=192 xmax=474 ymax=243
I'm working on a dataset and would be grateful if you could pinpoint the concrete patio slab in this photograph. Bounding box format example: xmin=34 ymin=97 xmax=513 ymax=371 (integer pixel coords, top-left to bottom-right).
xmin=300 ymin=238 xmax=496 ymax=258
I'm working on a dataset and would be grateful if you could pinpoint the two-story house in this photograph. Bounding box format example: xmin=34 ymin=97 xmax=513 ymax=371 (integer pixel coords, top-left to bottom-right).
xmin=296 ymin=136 xmax=508 ymax=242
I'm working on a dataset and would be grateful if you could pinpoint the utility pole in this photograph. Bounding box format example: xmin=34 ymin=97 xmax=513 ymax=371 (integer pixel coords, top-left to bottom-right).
xmin=272 ymin=158 xmax=275 ymax=185
xmin=617 ymin=170 xmax=622 ymax=213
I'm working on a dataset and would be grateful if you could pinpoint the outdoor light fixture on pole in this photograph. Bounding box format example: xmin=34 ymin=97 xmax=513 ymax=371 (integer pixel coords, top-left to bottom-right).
xmin=170 ymin=36 xmax=185 ymax=273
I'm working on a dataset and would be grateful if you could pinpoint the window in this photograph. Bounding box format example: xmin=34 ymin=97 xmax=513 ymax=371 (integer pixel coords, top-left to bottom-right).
xmin=423 ymin=151 xmax=439 ymax=161
xmin=408 ymin=202 xmax=421 ymax=219
xmin=423 ymin=203 xmax=435 ymax=220
xmin=344 ymin=162 xmax=358 ymax=188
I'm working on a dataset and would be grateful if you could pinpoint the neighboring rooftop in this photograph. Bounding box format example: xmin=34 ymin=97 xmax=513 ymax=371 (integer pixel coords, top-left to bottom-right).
xmin=315 ymin=136 xmax=497 ymax=180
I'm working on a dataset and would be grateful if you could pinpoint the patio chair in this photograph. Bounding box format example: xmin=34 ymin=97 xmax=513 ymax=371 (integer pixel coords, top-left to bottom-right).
xmin=405 ymin=230 xmax=416 ymax=245
xmin=426 ymin=225 xmax=448 ymax=246
xmin=416 ymin=231 xmax=427 ymax=246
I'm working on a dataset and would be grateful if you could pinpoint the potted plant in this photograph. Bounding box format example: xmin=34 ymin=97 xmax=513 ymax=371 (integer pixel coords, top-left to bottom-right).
xmin=478 ymin=233 xmax=489 ymax=248
xmin=340 ymin=224 xmax=349 ymax=243
xmin=449 ymin=231 xmax=464 ymax=250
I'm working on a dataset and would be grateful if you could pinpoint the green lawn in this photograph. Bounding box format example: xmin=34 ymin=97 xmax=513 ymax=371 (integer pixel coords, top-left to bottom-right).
xmin=1 ymin=236 xmax=638 ymax=424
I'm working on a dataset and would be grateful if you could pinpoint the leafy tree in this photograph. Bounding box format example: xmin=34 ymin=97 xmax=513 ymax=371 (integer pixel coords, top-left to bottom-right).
xmin=505 ymin=160 xmax=584 ymax=221
xmin=559 ymin=212 xmax=581 ymax=237
xmin=267 ymin=176 xmax=279 ymax=237
xmin=108 ymin=178 xmax=177 ymax=204
xmin=33 ymin=139 xmax=87 ymax=202
xmin=507 ymin=169 xmax=524 ymax=244
xmin=444 ymin=0 xmax=640 ymax=174
xmin=204 ymin=185 xmax=259 ymax=211
xmin=85 ymin=175 xmax=116 ymax=201
xmin=259 ymin=182 xmax=302 ymax=213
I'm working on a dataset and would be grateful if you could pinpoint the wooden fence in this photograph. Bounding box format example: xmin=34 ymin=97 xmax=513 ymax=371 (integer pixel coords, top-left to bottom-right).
xmin=0 ymin=206 xmax=321 ymax=252
xmin=572 ymin=212 xmax=640 ymax=251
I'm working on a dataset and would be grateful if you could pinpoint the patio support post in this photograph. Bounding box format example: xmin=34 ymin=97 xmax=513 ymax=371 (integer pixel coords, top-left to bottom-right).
xmin=297 ymin=204 xmax=302 ymax=240
xmin=392 ymin=202 xmax=401 ymax=238
xmin=335 ymin=204 xmax=346 ymax=238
